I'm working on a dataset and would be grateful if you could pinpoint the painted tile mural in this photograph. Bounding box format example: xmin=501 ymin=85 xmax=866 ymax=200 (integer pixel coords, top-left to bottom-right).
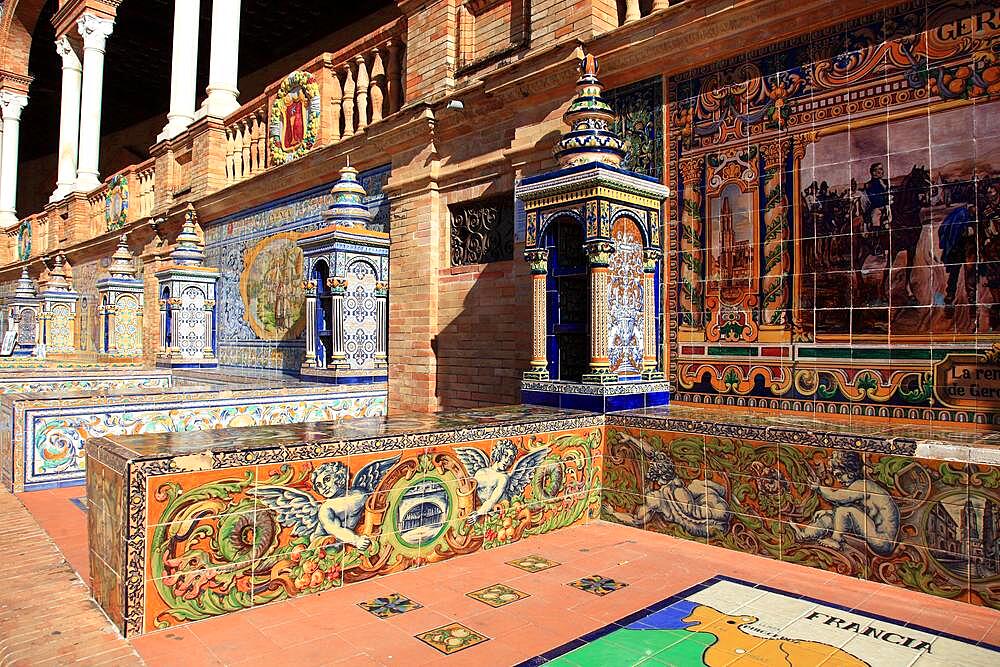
xmin=666 ymin=0 xmax=1000 ymax=423
xmin=138 ymin=428 xmax=601 ymax=633
xmin=205 ymin=165 xmax=390 ymax=370
xmin=602 ymin=425 xmax=1000 ymax=610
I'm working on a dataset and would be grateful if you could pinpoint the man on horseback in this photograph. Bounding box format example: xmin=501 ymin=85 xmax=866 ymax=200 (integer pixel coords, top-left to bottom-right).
xmin=863 ymin=162 xmax=892 ymax=232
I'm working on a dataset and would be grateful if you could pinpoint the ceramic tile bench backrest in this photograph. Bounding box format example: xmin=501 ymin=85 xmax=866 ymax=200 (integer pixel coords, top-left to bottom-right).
xmin=603 ymin=407 xmax=1000 ymax=612
xmin=3 ymin=383 xmax=387 ymax=492
xmin=86 ymin=408 xmax=605 ymax=637
xmin=0 ymin=370 xmax=174 ymax=395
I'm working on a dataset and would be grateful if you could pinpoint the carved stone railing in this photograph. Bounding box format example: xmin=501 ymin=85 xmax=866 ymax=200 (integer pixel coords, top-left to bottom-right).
xmin=224 ymin=96 xmax=267 ymax=185
xmin=86 ymin=185 xmax=106 ymax=237
xmin=85 ymin=160 xmax=157 ymax=238
xmin=5 ymin=211 xmax=49 ymax=264
xmin=135 ymin=158 xmax=156 ymax=219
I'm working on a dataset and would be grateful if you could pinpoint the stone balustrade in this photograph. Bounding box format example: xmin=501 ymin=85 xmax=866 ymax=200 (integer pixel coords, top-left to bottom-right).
xmin=135 ymin=159 xmax=156 ymax=219
xmin=84 ymin=160 xmax=155 ymax=238
xmin=224 ymin=98 xmax=267 ymax=185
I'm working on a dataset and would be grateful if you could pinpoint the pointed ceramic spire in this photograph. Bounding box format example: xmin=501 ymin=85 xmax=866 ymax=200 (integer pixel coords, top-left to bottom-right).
xmin=323 ymin=162 xmax=372 ymax=228
xmin=108 ymin=234 xmax=138 ymax=279
xmin=170 ymin=207 xmax=206 ymax=266
xmin=14 ymin=267 xmax=37 ymax=299
xmin=553 ymin=52 xmax=626 ymax=168
xmin=47 ymin=253 xmax=71 ymax=291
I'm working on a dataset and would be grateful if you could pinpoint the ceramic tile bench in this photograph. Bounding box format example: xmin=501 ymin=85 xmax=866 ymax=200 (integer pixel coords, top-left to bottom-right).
xmin=85 ymin=405 xmax=605 ymax=637
xmin=603 ymin=405 xmax=1000 ymax=612
xmin=85 ymin=403 xmax=999 ymax=637
xmin=3 ymin=377 xmax=387 ymax=492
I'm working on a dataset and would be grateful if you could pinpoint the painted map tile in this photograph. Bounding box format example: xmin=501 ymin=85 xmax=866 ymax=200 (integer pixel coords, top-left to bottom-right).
xmin=521 ymin=576 xmax=999 ymax=666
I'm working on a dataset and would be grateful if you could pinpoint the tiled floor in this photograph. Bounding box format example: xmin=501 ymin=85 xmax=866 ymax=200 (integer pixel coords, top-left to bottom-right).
xmin=13 ymin=486 xmax=1000 ymax=666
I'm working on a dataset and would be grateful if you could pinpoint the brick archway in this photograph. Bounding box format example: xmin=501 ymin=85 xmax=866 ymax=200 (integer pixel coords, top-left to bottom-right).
xmin=0 ymin=0 xmax=53 ymax=78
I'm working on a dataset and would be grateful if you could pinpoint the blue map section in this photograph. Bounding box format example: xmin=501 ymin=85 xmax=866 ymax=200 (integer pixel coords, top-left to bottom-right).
xmin=626 ymin=600 xmax=699 ymax=630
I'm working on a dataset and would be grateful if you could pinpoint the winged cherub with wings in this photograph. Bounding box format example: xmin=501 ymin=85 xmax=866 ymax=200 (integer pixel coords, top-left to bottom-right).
xmin=456 ymin=439 xmax=550 ymax=524
xmin=251 ymin=456 xmax=399 ymax=550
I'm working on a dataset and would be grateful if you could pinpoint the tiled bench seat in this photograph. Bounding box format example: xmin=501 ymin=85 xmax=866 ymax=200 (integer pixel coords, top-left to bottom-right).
xmin=85 ymin=402 xmax=999 ymax=637
xmin=86 ymin=406 xmax=605 ymax=637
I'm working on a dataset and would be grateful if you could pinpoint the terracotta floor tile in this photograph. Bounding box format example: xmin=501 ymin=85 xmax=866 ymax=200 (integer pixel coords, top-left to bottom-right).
xmin=130 ymin=628 xmax=221 ymax=665
xmin=427 ymin=589 xmax=495 ymax=619
xmin=382 ymin=606 xmax=455 ymax=634
xmin=463 ymin=605 xmax=534 ymax=637
xmin=981 ymin=618 xmax=1000 ymax=646
xmin=243 ymin=597 xmax=308 ymax=630
xmin=15 ymin=490 xmax=1000 ymax=666
xmin=336 ymin=621 xmax=443 ymax=664
xmin=188 ymin=612 xmax=283 ymax=664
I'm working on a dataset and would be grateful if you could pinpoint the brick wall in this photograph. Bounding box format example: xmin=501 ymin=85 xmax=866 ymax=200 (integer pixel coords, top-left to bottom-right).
xmin=435 ymin=259 xmax=530 ymax=408
xmin=401 ymin=0 xmax=460 ymax=103
xmin=434 ymin=171 xmax=532 ymax=409
xmin=530 ymin=0 xmax=619 ymax=44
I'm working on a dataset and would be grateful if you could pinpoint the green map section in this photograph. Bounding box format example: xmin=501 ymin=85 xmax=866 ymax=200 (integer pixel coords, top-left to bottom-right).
xmin=548 ymin=628 xmax=716 ymax=666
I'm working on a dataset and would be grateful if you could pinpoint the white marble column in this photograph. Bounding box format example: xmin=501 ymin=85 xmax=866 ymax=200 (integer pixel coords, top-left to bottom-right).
xmin=0 ymin=91 xmax=29 ymax=229
xmin=75 ymin=14 xmax=115 ymax=193
xmin=159 ymin=0 xmax=201 ymax=140
xmin=51 ymin=37 xmax=83 ymax=202
xmin=203 ymin=0 xmax=241 ymax=118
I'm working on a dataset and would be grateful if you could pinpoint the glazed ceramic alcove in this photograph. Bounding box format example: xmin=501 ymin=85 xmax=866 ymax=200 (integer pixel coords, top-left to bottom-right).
xmin=517 ymin=53 xmax=670 ymax=412
xmin=96 ymin=235 xmax=144 ymax=360
xmin=4 ymin=267 xmax=42 ymax=356
xmin=39 ymin=253 xmax=79 ymax=355
xmin=298 ymin=165 xmax=389 ymax=384
xmin=155 ymin=208 xmax=220 ymax=369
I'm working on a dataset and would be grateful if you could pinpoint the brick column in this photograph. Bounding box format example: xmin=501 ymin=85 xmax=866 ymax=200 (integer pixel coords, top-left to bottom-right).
xmin=385 ymin=183 xmax=442 ymax=413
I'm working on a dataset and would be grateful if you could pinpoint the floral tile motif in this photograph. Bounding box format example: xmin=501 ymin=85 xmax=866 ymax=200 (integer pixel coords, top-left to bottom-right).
xmin=568 ymin=575 xmax=628 ymax=596
xmin=358 ymin=593 xmax=423 ymax=619
xmin=466 ymin=583 xmax=529 ymax=607
xmin=506 ymin=554 xmax=560 ymax=572
xmin=416 ymin=622 xmax=489 ymax=655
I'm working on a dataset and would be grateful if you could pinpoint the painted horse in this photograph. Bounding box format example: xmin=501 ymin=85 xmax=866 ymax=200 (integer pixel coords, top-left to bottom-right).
xmin=856 ymin=165 xmax=931 ymax=304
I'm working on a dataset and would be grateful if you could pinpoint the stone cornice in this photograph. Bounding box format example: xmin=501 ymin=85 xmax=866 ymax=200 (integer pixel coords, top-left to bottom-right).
xmin=0 ymin=70 xmax=33 ymax=95
xmin=52 ymin=0 xmax=121 ymax=40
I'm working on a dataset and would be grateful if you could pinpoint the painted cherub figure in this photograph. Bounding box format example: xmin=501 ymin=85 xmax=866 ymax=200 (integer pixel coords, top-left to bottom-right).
xmin=611 ymin=451 xmax=730 ymax=537
xmin=457 ymin=439 xmax=550 ymax=524
xmin=605 ymin=433 xmax=729 ymax=537
xmin=793 ymin=450 xmax=899 ymax=556
xmin=252 ymin=456 xmax=398 ymax=550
